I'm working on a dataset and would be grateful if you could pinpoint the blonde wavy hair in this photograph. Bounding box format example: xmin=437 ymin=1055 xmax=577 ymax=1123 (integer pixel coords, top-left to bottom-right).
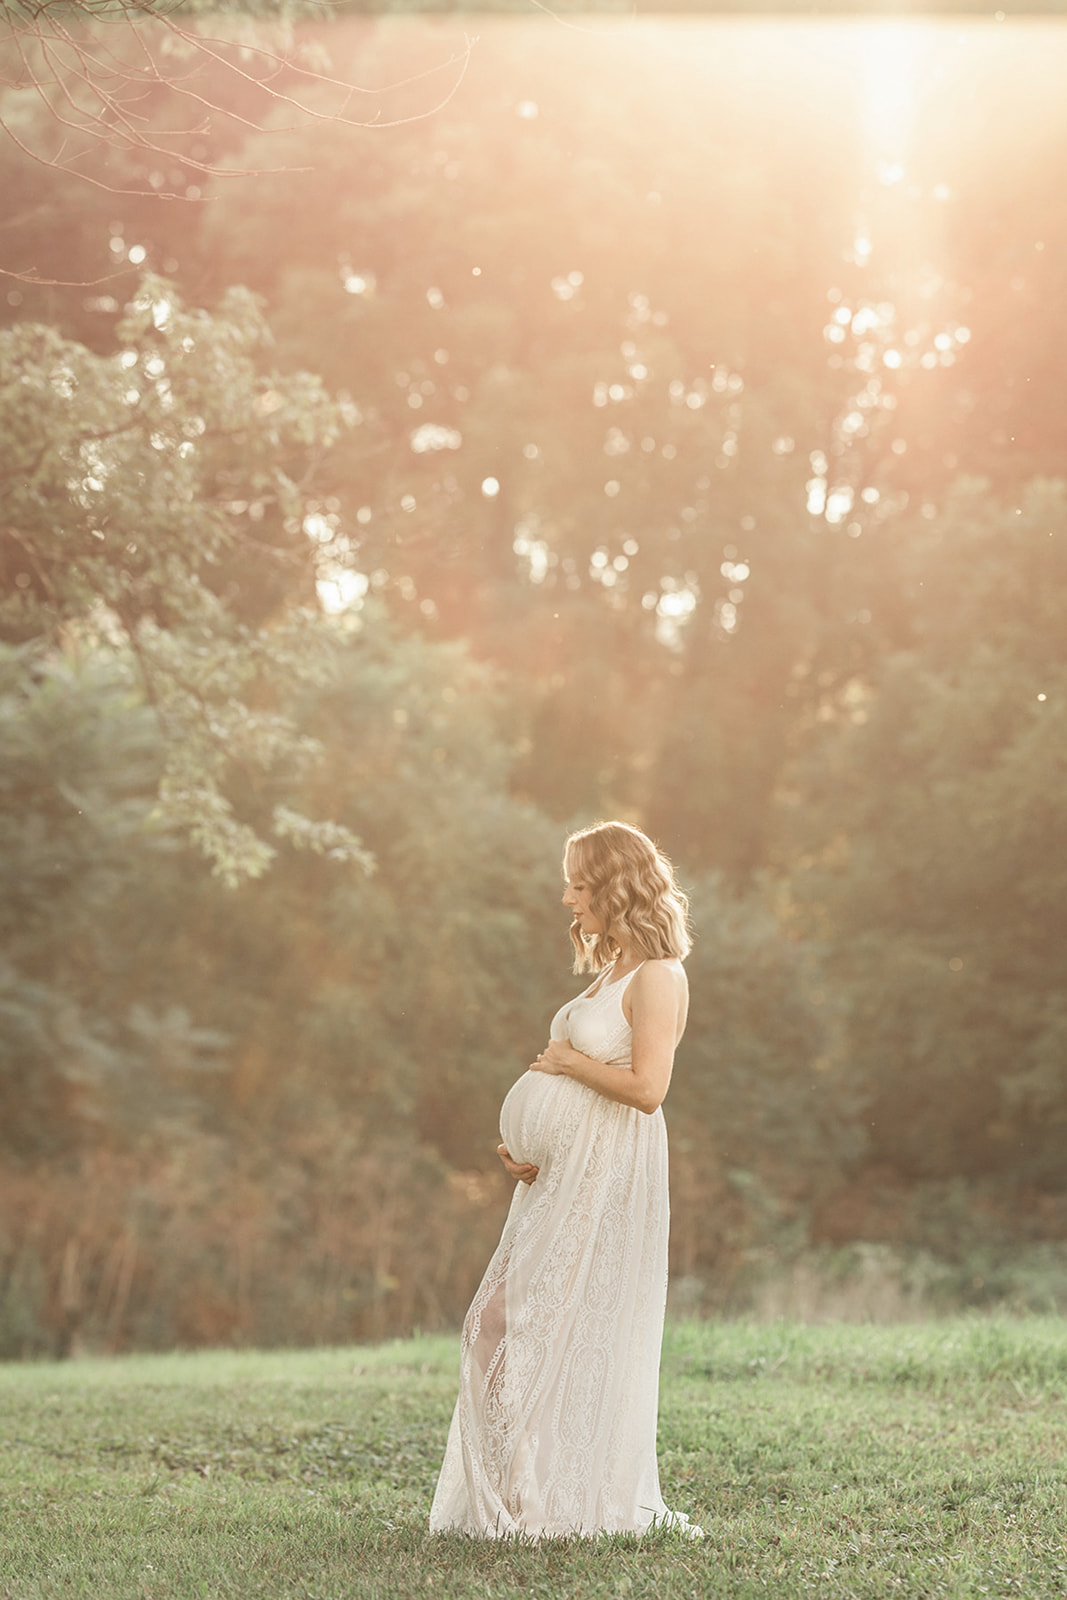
xmin=564 ymin=821 xmax=692 ymax=974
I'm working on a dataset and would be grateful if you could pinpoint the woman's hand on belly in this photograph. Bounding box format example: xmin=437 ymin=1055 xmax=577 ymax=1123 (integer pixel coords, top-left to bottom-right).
xmin=530 ymin=1032 xmax=664 ymax=1115
xmin=529 ymin=1039 xmax=581 ymax=1075
xmin=497 ymin=1143 xmax=539 ymax=1185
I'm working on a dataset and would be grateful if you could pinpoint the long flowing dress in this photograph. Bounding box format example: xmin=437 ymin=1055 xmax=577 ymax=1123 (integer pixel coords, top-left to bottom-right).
xmin=429 ymin=960 xmax=696 ymax=1539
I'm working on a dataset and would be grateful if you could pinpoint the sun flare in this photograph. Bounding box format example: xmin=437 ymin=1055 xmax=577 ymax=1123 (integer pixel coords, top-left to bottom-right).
xmin=858 ymin=22 xmax=926 ymax=157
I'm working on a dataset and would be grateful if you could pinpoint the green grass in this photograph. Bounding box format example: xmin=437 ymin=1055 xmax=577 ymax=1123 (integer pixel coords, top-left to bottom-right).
xmin=2 ymin=1319 xmax=1066 ymax=1599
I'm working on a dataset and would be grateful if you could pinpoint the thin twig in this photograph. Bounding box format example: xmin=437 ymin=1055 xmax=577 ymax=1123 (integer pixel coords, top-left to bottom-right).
xmin=0 ymin=259 xmax=138 ymax=286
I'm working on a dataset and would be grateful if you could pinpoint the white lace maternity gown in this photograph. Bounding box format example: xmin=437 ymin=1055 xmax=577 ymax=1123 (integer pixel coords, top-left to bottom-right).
xmin=430 ymin=960 xmax=694 ymax=1539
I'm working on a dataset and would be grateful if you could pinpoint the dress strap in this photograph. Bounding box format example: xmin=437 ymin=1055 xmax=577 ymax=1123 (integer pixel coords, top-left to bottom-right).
xmin=593 ymin=959 xmax=645 ymax=997
xmin=582 ymin=965 xmax=611 ymax=1000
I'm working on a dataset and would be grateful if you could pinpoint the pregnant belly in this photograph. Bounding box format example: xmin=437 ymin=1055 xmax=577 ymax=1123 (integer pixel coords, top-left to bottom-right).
xmin=499 ymin=1071 xmax=579 ymax=1169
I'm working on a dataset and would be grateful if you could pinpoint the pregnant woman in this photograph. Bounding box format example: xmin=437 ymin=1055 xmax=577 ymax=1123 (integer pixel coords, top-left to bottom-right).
xmin=429 ymin=819 xmax=701 ymax=1540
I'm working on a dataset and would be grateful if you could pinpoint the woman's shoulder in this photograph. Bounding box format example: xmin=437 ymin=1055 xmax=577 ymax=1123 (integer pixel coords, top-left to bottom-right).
xmin=624 ymin=957 xmax=687 ymax=1028
xmin=633 ymin=956 xmax=688 ymax=990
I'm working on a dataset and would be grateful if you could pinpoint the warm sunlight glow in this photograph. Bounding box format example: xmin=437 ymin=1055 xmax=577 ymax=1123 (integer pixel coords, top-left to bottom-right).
xmin=859 ymin=23 xmax=924 ymax=157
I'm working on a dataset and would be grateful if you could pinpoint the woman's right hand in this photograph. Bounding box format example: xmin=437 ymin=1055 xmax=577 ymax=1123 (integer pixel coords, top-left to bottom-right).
xmin=497 ymin=1144 xmax=539 ymax=1185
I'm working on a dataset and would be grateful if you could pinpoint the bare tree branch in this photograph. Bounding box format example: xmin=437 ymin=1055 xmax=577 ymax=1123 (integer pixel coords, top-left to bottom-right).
xmin=0 ymin=1 xmax=474 ymax=201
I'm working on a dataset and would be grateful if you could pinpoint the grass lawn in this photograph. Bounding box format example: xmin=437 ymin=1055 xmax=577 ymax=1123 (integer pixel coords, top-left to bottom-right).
xmin=1 ymin=1317 xmax=1065 ymax=1599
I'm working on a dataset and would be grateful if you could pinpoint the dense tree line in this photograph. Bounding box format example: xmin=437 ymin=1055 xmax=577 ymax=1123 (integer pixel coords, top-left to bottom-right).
xmin=1 ymin=16 xmax=1065 ymax=1353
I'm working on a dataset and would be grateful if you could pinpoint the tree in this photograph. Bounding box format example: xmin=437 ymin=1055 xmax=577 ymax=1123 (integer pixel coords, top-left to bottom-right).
xmin=184 ymin=20 xmax=1067 ymax=877
xmin=0 ymin=597 xmax=567 ymax=1181
xmin=1 ymin=275 xmax=371 ymax=882
xmin=786 ymin=481 xmax=1067 ymax=1187
xmin=0 ymin=2 xmax=472 ymax=206
xmin=0 ymin=646 xmax=228 ymax=1155
xmin=667 ymin=874 xmax=862 ymax=1301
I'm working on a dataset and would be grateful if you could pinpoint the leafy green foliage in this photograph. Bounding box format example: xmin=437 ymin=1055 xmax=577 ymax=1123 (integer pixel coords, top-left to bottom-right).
xmin=0 ymin=647 xmax=226 ymax=1154
xmin=0 ymin=279 xmax=368 ymax=882
xmin=787 ymin=482 xmax=1067 ymax=1184
xmin=667 ymin=877 xmax=862 ymax=1291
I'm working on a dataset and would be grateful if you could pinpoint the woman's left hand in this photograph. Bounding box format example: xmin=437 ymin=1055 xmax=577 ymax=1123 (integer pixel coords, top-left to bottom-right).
xmin=530 ymin=1040 xmax=575 ymax=1075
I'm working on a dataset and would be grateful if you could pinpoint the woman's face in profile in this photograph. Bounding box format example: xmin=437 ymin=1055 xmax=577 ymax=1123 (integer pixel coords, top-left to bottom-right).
xmin=562 ymin=862 xmax=603 ymax=935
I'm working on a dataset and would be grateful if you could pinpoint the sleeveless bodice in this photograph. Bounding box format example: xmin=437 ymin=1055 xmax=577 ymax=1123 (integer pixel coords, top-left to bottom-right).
xmin=548 ymin=962 xmax=643 ymax=1067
